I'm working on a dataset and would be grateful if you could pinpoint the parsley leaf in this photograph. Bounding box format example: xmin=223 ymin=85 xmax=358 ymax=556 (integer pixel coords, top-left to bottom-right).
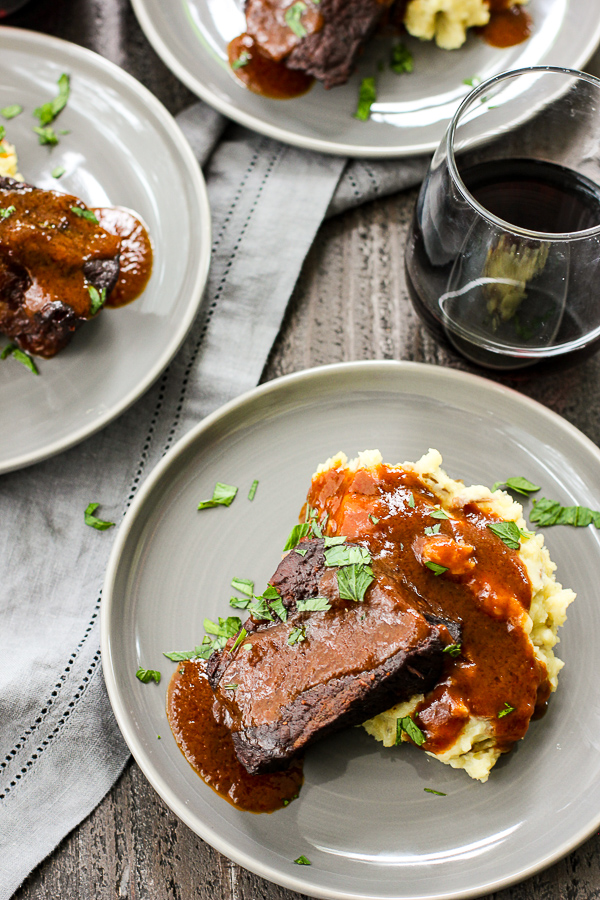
xmin=424 ymin=788 xmax=446 ymax=796
xmin=323 ymin=535 xmax=346 ymax=547
xmin=407 ymin=492 xmax=415 ymax=508
xmin=287 ymin=624 xmax=306 ymax=646
xmin=430 ymin=508 xmax=449 ymax=519
xmin=492 ymin=477 xmax=541 ymax=496
xmin=248 ymin=479 xmax=259 ymax=500
xmin=0 ymin=206 xmax=16 ymax=220
xmin=486 ymin=521 xmax=529 ymax=550
xmin=70 ymin=206 xmax=99 ymax=224
xmin=198 ymin=482 xmax=238 ymax=509
xmin=296 ymin=596 xmax=331 ymax=612
xmin=229 ymin=595 xmax=252 ymax=609
xmin=443 ymin=643 xmax=462 ymax=658
xmin=498 ymin=702 xmax=515 ymax=718
xmin=369 ymin=514 xmax=379 ymax=524
xmin=88 ymin=285 xmax=107 ymax=315
xmin=294 ymin=855 xmax=311 ymax=866
xmin=33 ymin=126 xmax=58 ymax=146
xmin=231 ymin=576 xmax=254 ymax=597
xmin=204 ymin=616 xmax=242 ymax=639
xmin=283 ymin=522 xmax=312 ymax=551
xmin=396 ymin=715 xmax=426 ymax=746
xmin=530 ymin=497 xmax=600 ymax=528
xmin=163 ymin=648 xmax=205 ymax=661
xmin=51 ymin=165 xmax=66 ymax=179
xmin=1 ymin=104 xmax=23 ymax=120
xmin=136 ymin=667 xmax=161 ymax=684
xmin=230 ymin=628 xmax=248 ymax=652
xmin=355 ymin=76 xmax=376 ymax=121
xmin=424 ymin=524 xmax=441 ymax=536
xmin=248 ymin=597 xmax=274 ymax=621
xmin=324 ymin=544 xmax=371 ymax=567
xmin=390 ymin=43 xmax=413 ymax=74
xmin=463 ymin=75 xmax=482 ymax=87
xmin=84 ymin=502 xmax=115 ymax=530
xmin=424 ymin=560 xmax=448 ymax=576
xmin=232 ymin=50 xmax=251 ymax=70
xmin=336 ymin=563 xmax=374 ymax=602
xmin=34 ymin=73 xmax=70 ymax=126
xmin=285 ymin=1 xmax=308 ymax=37
xmin=223 ymin=683 xmax=238 ymax=690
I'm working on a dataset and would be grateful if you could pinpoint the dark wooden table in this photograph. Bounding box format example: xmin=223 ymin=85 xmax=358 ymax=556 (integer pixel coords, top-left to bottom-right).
xmin=7 ymin=1 xmax=600 ymax=897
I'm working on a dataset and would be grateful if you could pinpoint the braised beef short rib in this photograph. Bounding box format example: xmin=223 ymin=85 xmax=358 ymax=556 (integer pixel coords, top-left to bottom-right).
xmin=208 ymin=539 xmax=460 ymax=774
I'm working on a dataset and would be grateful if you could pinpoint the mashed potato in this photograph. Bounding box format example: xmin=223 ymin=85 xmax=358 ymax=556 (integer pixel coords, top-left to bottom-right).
xmin=314 ymin=449 xmax=574 ymax=782
xmin=404 ymin=0 xmax=528 ymax=50
xmin=0 ymin=137 xmax=21 ymax=181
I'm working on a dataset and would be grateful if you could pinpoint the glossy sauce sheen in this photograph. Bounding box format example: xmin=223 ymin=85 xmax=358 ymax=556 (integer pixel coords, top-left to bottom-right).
xmin=480 ymin=0 xmax=532 ymax=47
xmin=93 ymin=207 xmax=153 ymax=307
xmin=167 ymin=661 xmax=303 ymax=812
xmin=228 ymin=34 xmax=314 ymax=99
xmin=306 ymin=463 xmax=549 ymax=755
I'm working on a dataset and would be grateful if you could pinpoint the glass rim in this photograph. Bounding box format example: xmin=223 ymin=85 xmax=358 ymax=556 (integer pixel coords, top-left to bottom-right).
xmin=447 ymin=65 xmax=600 ymax=243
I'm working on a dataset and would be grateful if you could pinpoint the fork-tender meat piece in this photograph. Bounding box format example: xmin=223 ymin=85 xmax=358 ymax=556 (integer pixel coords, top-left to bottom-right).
xmin=245 ymin=0 xmax=395 ymax=89
xmin=209 ymin=538 xmax=459 ymax=774
xmin=0 ymin=176 xmax=120 ymax=358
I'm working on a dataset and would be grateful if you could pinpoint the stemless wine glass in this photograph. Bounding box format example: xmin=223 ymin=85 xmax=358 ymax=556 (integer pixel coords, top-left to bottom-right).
xmin=405 ymin=67 xmax=600 ymax=370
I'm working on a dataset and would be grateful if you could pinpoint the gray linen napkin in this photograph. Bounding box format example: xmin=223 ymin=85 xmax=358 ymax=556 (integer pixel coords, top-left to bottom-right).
xmin=0 ymin=100 xmax=429 ymax=899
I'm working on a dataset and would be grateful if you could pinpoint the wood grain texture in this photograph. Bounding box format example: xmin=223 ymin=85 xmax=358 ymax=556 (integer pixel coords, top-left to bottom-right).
xmin=7 ymin=0 xmax=600 ymax=898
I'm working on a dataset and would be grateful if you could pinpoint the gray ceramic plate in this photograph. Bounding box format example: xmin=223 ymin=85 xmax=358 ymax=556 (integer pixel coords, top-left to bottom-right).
xmin=130 ymin=0 xmax=600 ymax=158
xmin=102 ymin=360 xmax=600 ymax=900
xmin=0 ymin=28 xmax=210 ymax=474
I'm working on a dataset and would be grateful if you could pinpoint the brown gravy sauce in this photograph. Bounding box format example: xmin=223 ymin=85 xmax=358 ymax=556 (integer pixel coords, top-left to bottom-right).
xmin=167 ymin=660 xmax=304 ymax=813
xmin=93 ymin=206 xmax=153 ymax=308
xmin=228 ymin=34 xmax=313 ymax=100
xmin=479 ymin=0 xmax=532 ymax=47
xmin=306 ymin=463 xmax=549 ymax=757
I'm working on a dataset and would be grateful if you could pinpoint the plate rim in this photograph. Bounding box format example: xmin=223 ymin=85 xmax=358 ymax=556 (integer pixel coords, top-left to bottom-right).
xmin=0 ymin=25 xmax=212 ymax=475
xmin=130 ymin=0 xmax=600 ymax=159
xmin=101 ymin=359 xmax=600 ymax=900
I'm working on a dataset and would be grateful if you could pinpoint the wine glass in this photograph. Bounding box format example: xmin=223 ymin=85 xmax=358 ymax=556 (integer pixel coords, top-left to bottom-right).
xmin=405 ymin=67 xmax=600 ymax=370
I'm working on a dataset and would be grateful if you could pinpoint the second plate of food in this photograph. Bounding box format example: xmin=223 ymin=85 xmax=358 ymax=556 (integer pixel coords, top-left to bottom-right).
xmin=0 ymin=27 xmax=210 ymax=474
xmin=102 ymin=360 xmax=600 ymax=900
xmin=131 ymin=0 xmax=600 ymax=157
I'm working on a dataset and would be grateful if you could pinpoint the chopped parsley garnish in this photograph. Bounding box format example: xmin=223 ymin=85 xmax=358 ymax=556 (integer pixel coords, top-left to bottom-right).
xmin=486 ymin=521 xmax=530 ymax=550
xmin=70 ymin=206 xmax=99 ymax=224
xmin=229 ymin=595 xmax=252 ymax=609
xmin=294 ymin=855 xmax=311 ymax=866
xmin=424 ymin=560 xmax=448 ymax=576
xmin=530 ymin=497 xmax=600 ymax=528
xmin=1 ymin=104 xmax=23 ymax=120
xmin=248 ymin=598 xmax=274 ymax=621
xmin=230 ymin=627 xmax=248 ymax=653
xmin=424 ymin=788 xmax=446 ymax=796
xmin=136 ymin=667 xmax=161 ymax=684
xmin=296 ymin=596 xmax=331 ymax=612
xmin=223 ymin=683 xmax=238 ymax=690
xmin=268 ymin=594 xmax=288 ymax=622
xmin=498 ymin=702 xmax=515 ymax=718
xmin=88 ymin=285 xmax=107 ymax=315
xmin=33 ymin=126 xmax=58 ymax=146
xmin=337 ymin=563 xmax=374 ymax=603
xmin=0 ymin=205 xmax=16 ymax=220
xmin=390 ymin=43 xmax=413 ymax=74
xmin=463 ymin=75 xmax=482 ymax=87
xmin=424 ymin=524 xmax=441 ymax=536
xmin=84 ymin=502 xmax=115 ymax=530
xmin=283 ymin=522 xmax=312 ymax=550
xmin=407 ymin=492 xmax=416 ymax=508
xmin=324 ymin=544 xmax=370 ymax=567
xmin=492 ymin=477 xmax=541 ymax=496
xmin=0 ymin=344 xmax=40 ymax=375
xmin=430 ymin=508 xmax=449 ymax=519
xmin=51 ymin=165 xmax=66 ymax=179
xmin=395 ymin=715 xmax=426 ymax=746
xmin=163 ymin=648 xmax=205 ymax=661
xmin=295 ymin=547 xmax=308 ymax=556
xmin=248 ymin=479 xmax=259 ymax=500
xmin=34 ymin=73 xmax=70 ymax=127
xmin=443 ymin=644 xmax=462 ymax=658
xmin=232 ymin=50 xmax=251 ymax=70
xmin=369 ymin=514 xmax=379 ymax=524
xmin=285 ymin=1 xmax=308 ymax=37
xmin=198 ymin=482 xmax=238 ymax=509
xmin=202 ymin=616 xmax=243 ymax=657
xmin=231 ymin=576 xmax=254 ymax=597
xmin=355 ymin=76 xmax=376 ymax=121
xmin=287 ymin=624 xmax=307 ymax=646
xmin=323 ymin=535 xmax=346 ymax=547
